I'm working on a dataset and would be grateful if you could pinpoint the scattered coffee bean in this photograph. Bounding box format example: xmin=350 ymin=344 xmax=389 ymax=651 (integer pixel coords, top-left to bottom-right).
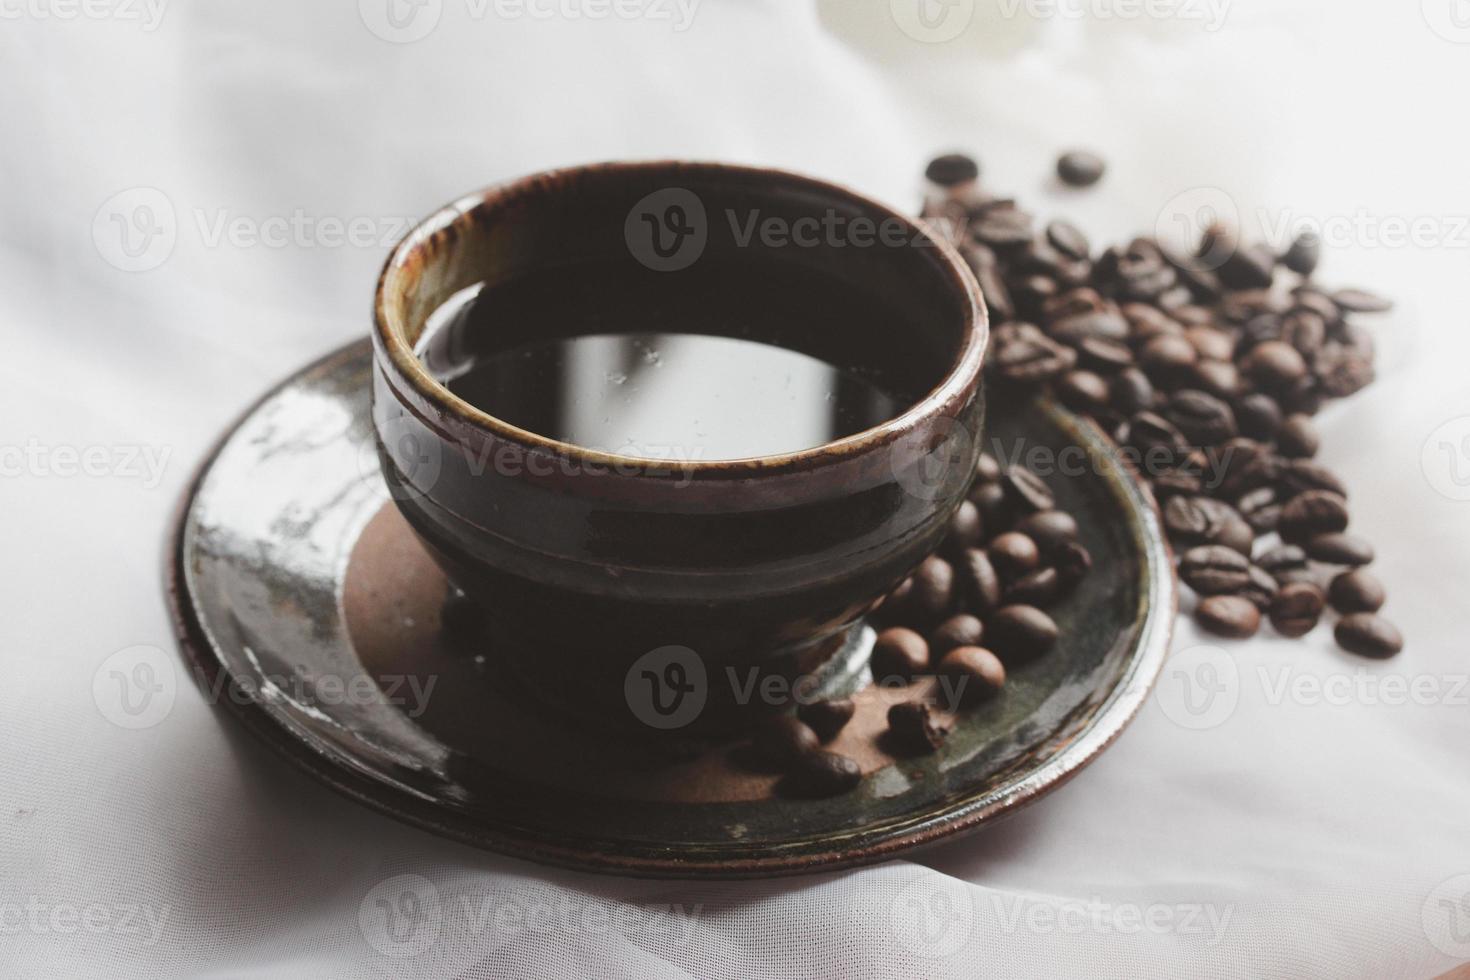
xmin=1234 ymin=393 xmax=1283 ymax=441
xmin=1334 ymin=613 xmax=1403 ymax=658
xmin=1001 ymin=467 xmax=1056 ymax=513
xmin=925 ymin=153 xmax=980 ymax=188
xmin=797 ymin=699 xmax=856 ymax=743
xmin=1178 ymin=545 xmax=1251 ymax=595
xmin=1276 ymin=414 xmax=1320 ymax=459
xmin=781 ymin=750 xmax=862 ymax=798
xmin=887 ymin=702 xmax=951 ymax=755
xmin=1005 ymin=566 xmax=1061 ymax=605
xmin=872 ymin=627 xmax=930 ymax=680
xmin=1235 ymin=486 xmax=1281 ymax=534
xmin=1014 ymin=510 xmax=1080 ymax=553
xmin=1332 ymin=288 xmax=1393 ymax=314
xmin=938 ymin=647 xmax=1006 ymax=705
xmin=975 ymin=452 xmax=1001 ymax=484
xmin=1046 ymin=220 xmax=1091 ymax=261
xmin=1052 ymin=541 xmax=1093 ymax=588
xmin=1242 ymin=340 xmax=1308 ymax=392
xmin=751 ymin=715 xmax=820 ymax=768
xmin=1327 ymin=569 xmax=1386 ymax=613
xmin=1195 ymin=595 xmax=1260 ymax=638
xmin=955 ymin=547 xmax=1003 ymax=614
xmin=970 ymin=480 xmax=1012 ymax=529
xmin=911 ymin=555 xmax=956 ymax=621
xmin=988 ymin=531 xmax=1041 ymax=580
xmin=1303 ymin=532 xmax=1374 ymax=566
xmin=1240 ymin=565 xmax=1279 ymax=610
xmin=1268 ymin=582 xmax=1325 ymax=637
xmin=931 ymin=614 xmax=985 ymax=655
xmin=1057 ymin=150 xmax=1106 ymax=187
xmin=944 ymin=500 xmax=985 ymax=554
xmin=1281 ymin=231 xmax=1321 ymax=276
xmin=1277 ymin=490 xmax=1349 ymax=544
xmin=1278 ymin=459 xmax=1347 ymax=498
xmin=987 ymin=605 xmax=1059 ymax=663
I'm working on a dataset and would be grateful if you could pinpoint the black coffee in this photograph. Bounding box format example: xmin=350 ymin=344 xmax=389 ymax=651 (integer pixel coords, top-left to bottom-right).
xmin=416 ymin=257 xmax=934 ymax=461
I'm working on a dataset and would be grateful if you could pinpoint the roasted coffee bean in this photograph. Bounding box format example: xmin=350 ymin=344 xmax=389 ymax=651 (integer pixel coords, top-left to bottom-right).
xmin=1184 ymin=326 xmax=1235 ymax=363
xmin=1122 ymin=302 xmax=1185 ymax=342
xmin=1056 ymin=370 xmax=1111 ymax=413
xmin=1138 ymin=334 xmax=1198 ymax=379
xmin=931 ymin=614 xmax=985 ymax=655
xmin=1234 ymin=393 xmax=1283 ymax=441
xmin=1242 ymin=340 xmax=1308 ymax=392
xmin=1332 ymin=288 xmax=1393 ymax=314
xmin=1315 ymin=350 xmax=1375 ymax=398
xmin=987 ymin=605 xmax=1059 ymax=663
xmin=1282 ymin=310 xmax=1328 ymax=358
xmin=797 ymin=699 xmax=856 ymax=742
xmin=1005 ymin=567 xmax=1060 ymax=605
xmin=1179 ymin=545 xmax=1252 ymax=595
xmin=1046 ymin=220 xmax=1091 ymax=261
xmin=1334 ymin=613 xmax=1403 ymax=658
xmin=1001 ymin=467 xmax=1056 ymax=513
xmin=781 ymin=750 xmax=862 ymax=798
xmin=1126 ymin=412 xmax=1189 ymax=467
xmin=751 ymin=716 xmax=820 ymax=767
xmin=1077 ymin=336 xmax=1135 ymax=373
xmin=1219 ymin=245 xmax=1278 ymax=291
xmin=1276 ymin=414 xmax=1320 ymax=458
xmin=974 ymin=261 xmax=1016 ymax=322
xmin=1236 ymin=486 xmax=1281 ymax=534
xmin=988 ymin=531 xmax=1041 ymax=580
xmin=1189 ymin=359 xmax=1242 ymax=400
xmin=1282 ymin=231 xmax=1321 ymax=276
xmin=1164 ymin=497 xmax=1251 ymax=553
xmin=887 ymin=701 xmax=951 ymax=755
xmin=1278 ymin=459 xmax=1347 ymax=498
xmin=1014 ymin=510 xmax=1080 ymax=553
xmin=1268 ymin=582 xmax=1325 ymax=637
xmin=1257 ymin=544 xmax=1309 ymax=577
xmin=1153 ymin=469 xmax=1203 ymax=501
xmin=1165 ymin=389 xmax=1238 ymax=445
xmin=1051 ymin=310 xmax=1130 ymax=345
xmin=911 ymin=555 xmax=956 ymax=620
xmin=1327 ymin=569 xmax=1386 ymax=614
xmin=1209 ymin=438 xmax=1280 ymax=500
xmin=1278 ymin=375 xmax=1325 ymax=416
xmin=1053 ymin=541 xmax=1093 ymax=588
xmin=872 ymin=627 xmax=930 ymax=680
xmin=993 ymin=324 xmax=1077 ymax=382
xmin=925 ymin=153 xmax=980 ymax=187
xmin=938 ymin=646 xmax=1006 ymax=705
xmin=973 ymin=206 xmax=1037 ymax=247
xmin=1195 ymin=595 xmax=1261 ymax=638
xmin=1277 ymin=490 xmax=1349 ymax=544
xmin=975 ymin=452 xmax=1002 ymax=484
xmin=1240 ymin=565 xmax=1279 ymax=610
xmin=1304 ymin=532 xmax=1374 ymax=566
xmin=1057 ymin=150 xmax=1105 ymax=187
xmin=1109 ymin=368 xmax=1156 ymax=415
xmin=956 ymin=547 xmax=1003 ymax=614
xmin=945 ymin=500 xmax=985 ymax=553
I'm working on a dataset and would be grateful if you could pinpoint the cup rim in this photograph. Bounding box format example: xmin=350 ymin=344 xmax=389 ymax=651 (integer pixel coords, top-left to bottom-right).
xmin=373 ymin=160 xmax=987 ymax=474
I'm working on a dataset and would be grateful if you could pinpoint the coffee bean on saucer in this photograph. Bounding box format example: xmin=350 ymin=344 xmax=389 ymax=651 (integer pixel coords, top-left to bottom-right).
xmin=970 ymin=481 xmax=1012 ymax=530
xmin=797 ymin=699 xmax=856 ymax=743
xmin=886 ymin=702 xmax=951 ymax=755
xmin=1014 ymin=510 xmax=1079 ymax=554
xmin=1057 ymin=150 xmax=1105 ymax=187
xmin=931 ymin=614 xmax=985 ymax=656
xmin=1052 ymin=541 xmax=1093 ymax=589
xmin=938 ymin=646 xmax=1006 ymax=705
xmin=1276 ymin=414 xmax=1320 ymax=459
xmin=751 ymin=716 xmax=820 ymax=768
xmin=1178 ymin=545 xmax=1252 ymax=595
xmin=1001 ymin=467 xmax=1056 ymax=513
xmin=1282 ymin=232 xmax=1321 ymax=276
xmin=1268 ymin=582 xmax=1325 ymax=637
xmin=1195 ymin=595 xmax=1260 ymax=638
xmin=1005 ymin=567 xmax=1060 ymax=606
xmin=911 ymin=555 xmax=956 ymax=621
xmin=1277 ymin=490 xmax=1349 ymax=544
xmin=1327 ymin=569 xmax=1386 ymax=613
xmin=872 ymin=627 xmax=930 ymax=680
xmin=781 ymin=750 xmax=862 ymax=798
xmin=1304 ymin=532 xmax=1374 ymax=566
xmin=988 ymin=531 xmax=1041 ymax=579
xmin=1334 ymin=613 xmax=1403 ymax=658
xmin=956 ymin=548 xmax=1003 ymax=614
xmin=925 ymin=153 xmax=980 ymax=188
xmin=987 ymin=605 xmax=1059 ymax=663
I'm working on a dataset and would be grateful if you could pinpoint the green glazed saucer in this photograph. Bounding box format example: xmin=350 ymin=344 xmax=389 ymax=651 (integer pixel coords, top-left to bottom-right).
xmin=166 ymin=339 xmax=1175 ymax=879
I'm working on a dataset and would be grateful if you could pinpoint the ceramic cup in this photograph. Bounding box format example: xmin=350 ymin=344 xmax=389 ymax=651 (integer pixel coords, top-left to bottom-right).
xmin=372 ymin=162 xmax=986 ymax=732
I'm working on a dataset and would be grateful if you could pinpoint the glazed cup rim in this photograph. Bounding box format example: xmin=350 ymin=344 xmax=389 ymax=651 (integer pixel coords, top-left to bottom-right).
xmin=372 ymin=160 xmax=988 ymax=475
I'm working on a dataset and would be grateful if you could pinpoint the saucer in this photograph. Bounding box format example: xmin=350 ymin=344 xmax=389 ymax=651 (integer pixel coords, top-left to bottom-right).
xmin=167 ymin=339 xmax=1175 ymax=879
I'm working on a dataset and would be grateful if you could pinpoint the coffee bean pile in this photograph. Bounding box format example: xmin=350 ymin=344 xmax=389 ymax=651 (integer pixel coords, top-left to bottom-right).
xmin=919 ymin=152 xmax=1403 ymax=659
xmin=757 ymin=459 xmax=1091 ymax=798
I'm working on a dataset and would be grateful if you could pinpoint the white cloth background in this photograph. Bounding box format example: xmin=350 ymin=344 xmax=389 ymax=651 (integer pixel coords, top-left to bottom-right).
xmin=3 ymin=1 xmax=1469 ymax=976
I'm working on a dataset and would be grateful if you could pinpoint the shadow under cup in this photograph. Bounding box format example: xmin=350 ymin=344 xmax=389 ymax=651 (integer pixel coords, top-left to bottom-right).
xmin=372 ymin=162 xmax=987 ymax=734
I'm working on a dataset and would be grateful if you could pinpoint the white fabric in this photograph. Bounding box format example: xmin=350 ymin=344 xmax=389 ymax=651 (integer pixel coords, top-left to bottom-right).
xmin=3 ymin=1 xmax=1468 ymax=976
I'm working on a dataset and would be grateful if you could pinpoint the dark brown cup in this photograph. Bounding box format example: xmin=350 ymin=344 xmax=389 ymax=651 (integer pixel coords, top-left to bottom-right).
xmin=372 ymin=162 xmax=986 ymax=733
